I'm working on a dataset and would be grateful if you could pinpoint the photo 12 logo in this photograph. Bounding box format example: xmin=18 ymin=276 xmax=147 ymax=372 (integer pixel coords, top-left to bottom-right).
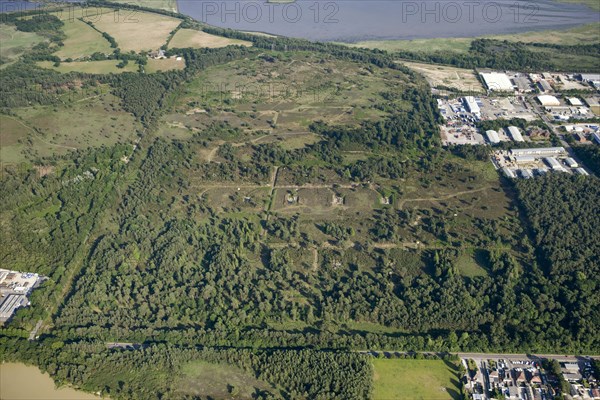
xmin=197 ymin=1 xmax=340 ymax=24
xmin=399 ymin=1 xmax=539 ymax=24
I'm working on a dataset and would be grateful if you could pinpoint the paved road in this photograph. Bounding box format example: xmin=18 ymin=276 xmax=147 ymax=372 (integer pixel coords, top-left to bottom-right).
xmin=106 ymin=342 xmax=143 ymax=350
xmin=458 ymin=352 xmax=598 ymax=362
xmin=361 ymin=350 xmax=599 ymax=362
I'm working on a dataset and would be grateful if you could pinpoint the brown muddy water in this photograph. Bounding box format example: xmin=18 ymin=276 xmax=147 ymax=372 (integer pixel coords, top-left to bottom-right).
xmin=0 ymin=362 xmax=101 ymax=400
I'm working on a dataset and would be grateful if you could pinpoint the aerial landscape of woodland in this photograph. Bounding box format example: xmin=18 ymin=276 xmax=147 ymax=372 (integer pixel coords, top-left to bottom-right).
xmin=0 ymin=0 xmax=599 ymax=399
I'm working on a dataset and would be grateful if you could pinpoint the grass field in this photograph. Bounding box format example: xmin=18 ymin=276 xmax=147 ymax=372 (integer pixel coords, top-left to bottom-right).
xmin=145 ymin=57 xmax=185 ymax=73
xmin=37 ymin=60 xmax=138 ymax=74
xmin=401 ymin=61 xmax=484 ymax=93
xmin=90 ymin=9 xmax=181 ymax=52
xmin=456 ymin=250 xmax=489 ymax=278
xmin=54 ymin=18 xmax=113 ymax=60
xmin=0 ymin=24 xmax=45 ymax=66
xmin=4 ymin=90 xmax=140 ymax=161
xmin=177 ymin=361 xmax=272 ymax=399
xmin=169 ymin=28 xmax=252 ymax=49
xmin=349 ymin=22 xmax=600 ymax=53
xmin=372 ymin=359 xmax=461 ymax=400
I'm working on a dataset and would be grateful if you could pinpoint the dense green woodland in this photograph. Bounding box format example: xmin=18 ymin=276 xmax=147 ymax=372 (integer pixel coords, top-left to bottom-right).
xmin=572 ymin=145 xmax=600 ymax=175
xmin=0 ymin=4 xmax=599 ymax=399
xmin=0 ymin=339 xmax=372 ymax=400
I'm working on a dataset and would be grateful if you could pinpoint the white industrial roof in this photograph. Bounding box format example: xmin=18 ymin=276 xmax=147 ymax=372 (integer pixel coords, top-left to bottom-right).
xmin=506 ymin=126 xmax=524 ymax=142
xmin=485 ymin=130 xmax=500 ymax=144
xmin=565 ymin=158 xmax=578 ymax=167
xmin=537 ymin=95 xmax=560 ymax=106
xmin=511 ymin=147 xmax=565 ymax=155
xmin=581 ymin=73 xmax=600 ymax=82
xmin=520 ymin=169 xmax=534 ymax=179
xmin=502 ymin=167 xmax=516 ymax=178
xmin=463 ymin=96 xmax=480 ymax=114
xmin=514 ymin=155 xmax=537 ymax=163
xmin=568 ymin=97 xmax=583 ymax=106
xmin=481 ymin=72 xmax=514 ymax=91
xmin=545 ymin=157 xmax=562 ymax=169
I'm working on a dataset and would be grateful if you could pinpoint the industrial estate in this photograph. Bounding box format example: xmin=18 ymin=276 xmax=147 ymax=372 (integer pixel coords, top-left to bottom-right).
xmin=438 ymin=70 xmax=599 ymax=179
xmin=0 ymin=269 xmax=43 ymax=323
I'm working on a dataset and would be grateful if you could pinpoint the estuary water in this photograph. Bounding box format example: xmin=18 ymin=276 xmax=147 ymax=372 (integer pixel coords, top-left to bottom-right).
xmin=0 ymin=0 xmax=41 ymax=13
xmin=0 ymin=362 xmax=101 ymax=400
xmin=176 ymin=0 xmax=600 ymax=42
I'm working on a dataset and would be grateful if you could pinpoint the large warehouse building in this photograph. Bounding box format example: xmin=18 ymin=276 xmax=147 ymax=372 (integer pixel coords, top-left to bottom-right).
xmin=480 ymin=72 xmax=514 ymax=91
xmin=565 ymin=158 xmax=579 ymax=168
xmin=510 ymin=147 xmax=566 ymax=157
xmin=463 ymin=96 xmax=480 ymax=115
xmin=502 ymin=167 xmax=516 ymax=178
xmin=580 ymin=73 xmax=600 ymax=83
xmin=537 ymin=80 xmax=553 ymax=92
xmin=485 ymin=130 xmax=500 ymax=144
xmin=0 ymin=294 xmax=28 ymax=322
xmin=537 ymin=95 xmax=561 ymax=106
xmin=545 ymin=157 xmax=564 ymax=171
xmin=506 ymin=126 xmax=524 ymax=142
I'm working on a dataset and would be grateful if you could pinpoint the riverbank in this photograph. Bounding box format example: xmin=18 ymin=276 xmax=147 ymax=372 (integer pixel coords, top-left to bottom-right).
xmin=346 ymin=22 xmax=600 ymax=53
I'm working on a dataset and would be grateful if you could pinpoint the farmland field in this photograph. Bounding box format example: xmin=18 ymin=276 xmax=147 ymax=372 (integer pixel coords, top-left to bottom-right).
xmin=0 ymin=24 xmax=44 ymax=66
xmin=54 ymin=18 xmax=113 ymax=60
xmin=90 ymin=9 xmax=181 ymax=52
xmin=169 ymin=28 xmax=252 ymax=49
xmin=145 ymin=57 xmax=186 ymax=73
xmin=372 ymin=359 xmax=461 ymax=400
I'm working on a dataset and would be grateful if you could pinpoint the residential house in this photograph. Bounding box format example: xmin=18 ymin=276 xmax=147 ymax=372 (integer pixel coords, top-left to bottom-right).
xmin=514 ymin=370 xmax=527 ymax=384
xmin=529 ymin=372 xmax=543 ymax=385
xmin=563 ymin=371 xmax=582 ymax=382
xmin=489 ymin=370 xmax=499 ymax=385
